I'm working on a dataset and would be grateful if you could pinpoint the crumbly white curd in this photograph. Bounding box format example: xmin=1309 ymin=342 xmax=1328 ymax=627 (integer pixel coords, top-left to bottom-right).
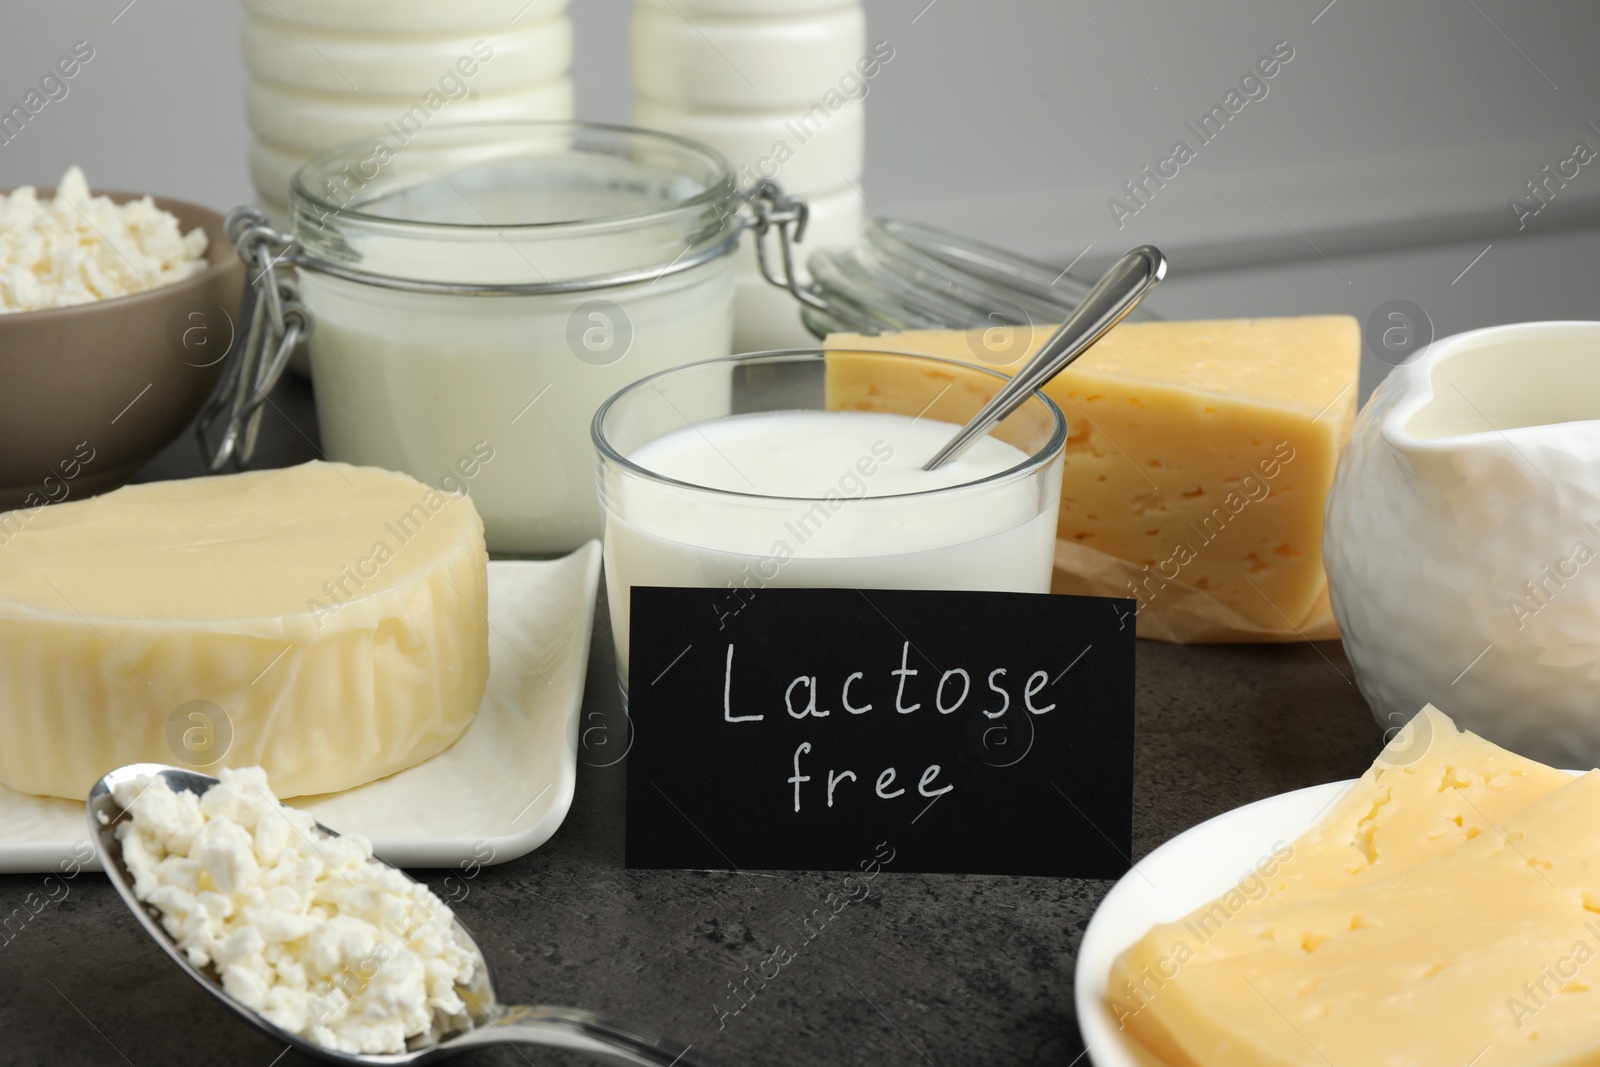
xmin=0 ymin=166 xmax=208 ymax=313
xmin=113 ymin=767 xmax=479 ymax=1055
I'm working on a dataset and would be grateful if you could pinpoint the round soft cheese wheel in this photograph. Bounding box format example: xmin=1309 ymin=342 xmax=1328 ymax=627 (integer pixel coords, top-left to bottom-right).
xmin=632 ymin=4 xmax=865 ymax=110
xmin=246 ymin=78 xmax=574 ymax=156
xmin=243 ymin=16 xmax=572 ymax=97
xmin=0 ymin=461 xmax=490 ymax=800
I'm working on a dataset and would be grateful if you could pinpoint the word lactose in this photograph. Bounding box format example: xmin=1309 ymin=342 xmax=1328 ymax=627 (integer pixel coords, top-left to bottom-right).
xmin=719 ymin=641 xmax=1060 ymax=813
xmin=722 ymin=641 xmax=1059 ymax=723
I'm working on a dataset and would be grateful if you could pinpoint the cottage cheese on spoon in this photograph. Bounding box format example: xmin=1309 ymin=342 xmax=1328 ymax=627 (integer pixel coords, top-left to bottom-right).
xmin=113 ymin=767 xmax=480 ymax=1055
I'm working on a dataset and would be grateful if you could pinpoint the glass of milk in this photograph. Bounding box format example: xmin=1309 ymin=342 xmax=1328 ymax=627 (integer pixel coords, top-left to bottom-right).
xmin=594 ymin=348 xmax=1067 ymax=691
xmin=290 ymin=121 xmax=741 ymax=555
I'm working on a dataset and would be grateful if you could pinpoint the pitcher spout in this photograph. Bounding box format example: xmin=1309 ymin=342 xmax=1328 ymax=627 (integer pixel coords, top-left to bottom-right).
xmin=1380 ymin=321 xmax=1600 ymax=495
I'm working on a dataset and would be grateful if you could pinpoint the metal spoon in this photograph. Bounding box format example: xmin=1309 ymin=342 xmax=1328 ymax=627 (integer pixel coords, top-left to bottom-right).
xmin=88 ymin=763 xmax=715 ymax=1067
xmin=922 ymin=244 xmax=1167 ymax=470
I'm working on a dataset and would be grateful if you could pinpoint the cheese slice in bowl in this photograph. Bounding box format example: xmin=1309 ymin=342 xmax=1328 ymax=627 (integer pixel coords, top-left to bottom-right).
xmin=0 ymin=461 xmax=489 ymax=799
xmin=1110 ymin=705 xmax=1576 ymax=1062
xmin=1121 ymin=768 xmax=1600 ymax=1066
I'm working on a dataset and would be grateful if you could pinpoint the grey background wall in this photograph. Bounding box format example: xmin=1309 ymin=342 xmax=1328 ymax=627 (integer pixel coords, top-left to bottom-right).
xmin=2 ymin=0 xmax=1597 ymax=394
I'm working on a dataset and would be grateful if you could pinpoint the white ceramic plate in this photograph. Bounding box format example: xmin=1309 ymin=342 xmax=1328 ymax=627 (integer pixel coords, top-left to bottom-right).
xmin=1074 ymin=780 xmax=1354 ymax=1067
xmin=0 ymin=545 xmax=602 ymax=873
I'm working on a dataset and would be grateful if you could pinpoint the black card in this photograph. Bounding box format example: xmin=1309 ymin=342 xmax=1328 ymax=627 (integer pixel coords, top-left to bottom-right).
xmin=624 ymin=587 xmax=1135 ymax=878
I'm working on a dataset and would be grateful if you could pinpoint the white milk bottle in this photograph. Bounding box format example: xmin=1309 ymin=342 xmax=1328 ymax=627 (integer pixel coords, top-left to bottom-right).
xmin=241 ymin=0 xmax=574 ymax=224
xmin=631 ymin=0 xmax=871 ymax=350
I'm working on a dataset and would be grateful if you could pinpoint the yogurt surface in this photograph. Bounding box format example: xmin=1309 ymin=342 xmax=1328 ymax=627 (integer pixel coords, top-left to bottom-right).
xmin=628 ymin=409 xmax=1029 ymax=498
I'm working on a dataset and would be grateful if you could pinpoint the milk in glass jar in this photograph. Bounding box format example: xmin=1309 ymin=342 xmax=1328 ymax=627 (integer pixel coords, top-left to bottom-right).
xmin=288 ymin=121 xmax=740 ymax=554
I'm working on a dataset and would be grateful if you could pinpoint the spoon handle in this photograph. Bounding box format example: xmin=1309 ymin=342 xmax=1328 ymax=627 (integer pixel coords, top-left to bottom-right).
xmin=447 ymin=1004 xmax=716 ymax=1066
xmin=921 ymin=244 xmax=1167 ymax=471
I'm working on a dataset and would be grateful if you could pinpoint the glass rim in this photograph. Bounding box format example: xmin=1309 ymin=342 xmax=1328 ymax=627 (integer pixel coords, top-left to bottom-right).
xmin=592 ymin=348 xmax=1068 ymax=504
xmin=289 ymin=119 xmax=739 ymax=233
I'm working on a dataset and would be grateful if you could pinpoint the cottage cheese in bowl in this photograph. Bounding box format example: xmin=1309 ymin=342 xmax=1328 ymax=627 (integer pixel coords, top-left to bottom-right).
xmin=0 ymin=166 xmax=209 ymax=312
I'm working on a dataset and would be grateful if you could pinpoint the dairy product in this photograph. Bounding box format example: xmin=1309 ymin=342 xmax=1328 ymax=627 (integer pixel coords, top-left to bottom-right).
xmin=0 ymin=166 xmax=208 ymax=313
xmin=639 ymin=0 xmax=850 ymax=13
xmin=241 ymin=0 xmax=575 ymax=207
xmin=631 ymin=0 xmax=868 ymax=358
xmin=629 ymin=1 xmax=868 ymax=195
xmin=735 ymin=183 xmax=863 ymax=281
xmin=1110 ymin=706 xmax=1588 ymax=1066
xmin=242 ymin=0 xmax=562 ymax=29
xmin=632 ymin=409 xmax=1028 ymax=496
xmin=297 ymin=126 xmax=741 ymax=555
xmin=1120 ymin=770 xmax=1600 ymax=1066
xmin=829 ymin=317 xmax=1361 ymax=634
xmin=634 ymin=96 xmax=865 ymax=197
xmin=0 ymin=461 xmax=489 ymax=799
xmin=307 ymin=253 xmax=735 ymax=555
xmin=1110 ymin=706 xmax=1571 ymax=1027
xmin=114 ymin=767 xmax=479 ymax=1054
xmin=246 ymin=80 xmax=575 ymax=156
xmin=733 ymin=185 xmax=862 ymax=350
xmin=602 ymin=408 xmax=1059 ymax=680
xmin=242 ymin=18 xmax=570 ymax=96
xmin=1221 ymin=703 xmax=1571 ymax=909
xmin=248 ymin=141 xmax=312 ymax=216
xmin=632 ymin=2 xmax=867 ymax=110
xmin=733 ymin=272 xmax=815 ymax=349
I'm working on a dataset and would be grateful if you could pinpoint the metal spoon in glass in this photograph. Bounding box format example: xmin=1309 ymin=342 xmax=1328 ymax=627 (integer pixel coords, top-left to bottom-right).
xmin=922 ymin=244 xmax=1167 ymax=471
xmin=89 ymin=763 xmax=715 ymax=1067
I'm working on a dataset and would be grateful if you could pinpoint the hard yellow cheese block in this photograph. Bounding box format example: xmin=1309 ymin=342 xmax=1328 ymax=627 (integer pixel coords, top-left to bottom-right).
xmin=0 ymin=461 xmax=489 ymax=799
xmin=827 ymin=317 xmax=1360 ymax=633
xmin=823 ymin=349 xmax=1057 ymax=457
xmin=1111 ymin=706 xmax=1581 ymax=1066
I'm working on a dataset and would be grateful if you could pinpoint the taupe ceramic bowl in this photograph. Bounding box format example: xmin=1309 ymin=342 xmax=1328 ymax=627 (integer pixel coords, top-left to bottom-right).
xmin=0 ymin=191 xmax=244 ymax=509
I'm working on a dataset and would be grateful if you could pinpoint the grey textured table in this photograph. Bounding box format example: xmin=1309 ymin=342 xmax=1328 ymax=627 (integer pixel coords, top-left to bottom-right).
xmin=0 ymin=374 xmax=1383 ymax=1067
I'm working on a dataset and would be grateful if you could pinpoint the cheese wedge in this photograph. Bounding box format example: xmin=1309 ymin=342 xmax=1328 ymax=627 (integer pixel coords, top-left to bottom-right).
xmin=827 ymin=317 xmax=1360 ymax=635
xmin=0 ymin=461 xmax=489 ymax=799
xmin=1125 ymin=770 xmax=1600 ymax=1066
xmin=1111 ymin=706 xmax=1578 ymax=1065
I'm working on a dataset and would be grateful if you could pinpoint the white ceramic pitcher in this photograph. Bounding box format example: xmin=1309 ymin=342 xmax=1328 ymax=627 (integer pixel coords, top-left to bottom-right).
xmin=1325 ymin=321 xmax=1600 ymax=766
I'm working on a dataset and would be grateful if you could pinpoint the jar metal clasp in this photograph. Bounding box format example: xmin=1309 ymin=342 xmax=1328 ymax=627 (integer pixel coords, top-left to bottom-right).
xmin=196 ymin=210 xmax=311 ymax=472
xmin=743 ymin=179 xmax=829 ymax=314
